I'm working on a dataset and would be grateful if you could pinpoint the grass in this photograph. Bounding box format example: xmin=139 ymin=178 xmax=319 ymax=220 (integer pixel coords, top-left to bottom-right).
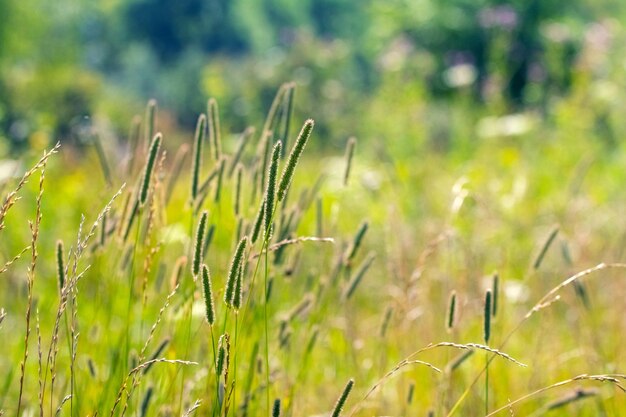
xmin=1 ymin=82 xmax=626 ymax=417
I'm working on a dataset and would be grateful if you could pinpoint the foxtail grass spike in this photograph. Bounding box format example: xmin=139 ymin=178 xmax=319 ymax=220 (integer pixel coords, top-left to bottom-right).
xmin=214 ymin=157 xmax=226 ymax=203
xmin=344 ymin=221 xmax=369 ymax=264
xmin=331 ymin=378 xmax=355 ymax=417
xmin=343 ymin=137 xmax=356 ymax=186
xmin=448 ymin=350 xmax=474 ymax=373
xmin=140 ymin=387 xmax=153 ymax=417
xmin=233 ymin=263 xmax=244 ymax=310
xmin=277 ymin=119 xmax=314 ymax=201
xmin=216 ymin=333 xmax=229 ymax=376
xmin=265 ymin=141 xmax=282 ymax=237
xmin=192 ymin=211 xmax=208 ymax=277
xmin=224 ymin=236 xmax=248 ymax=306
xmin=191 ymin=114 xmax=206 ymax=202
xmin=56 ymin=240 xmax=65 ymax=292
xmin=139 ymin=133 xmax=162 ymax=206
xmin=208 ymin=98 xmax=221 ymax=160
xmin=447 ymin=290 xmax=457 ymax=331
xmin=201 ymin=264 xmax=215 ymax=325
xmin=545 ymin=388 xmax=598 ymax=411
xmin=574 ymin=280 xmax=590 ymax=310
xmin=343 ymin=253 xmax=375 ymax=300
xmin=380 ymin=306 xmax=393 ymax=337
xmin=143 ymin=339 xmax=170 ymax=375
xmin=251 ymin=200 xmax=265 ymax=244
xmin=492 ymin=273 xmax=499 ymax=317
xmin=407 ymin=383 xmax=415 ymax=404
xmin=234 ymin=164 xmax=243 ymax=216
xmin=484 ymin=289 xmax=492 ymax=344
xmin=100 ymin=211 xmax=107 ymax=247
xmin=144 ymin=99 xmax=157 ymax=148
xmin=272 ymin=398 xmax=281 ymax=417
xmin=534 ymin=226 xmax=559 ymax=270
xmin=258 ymin=132 xmax=271 ymax=198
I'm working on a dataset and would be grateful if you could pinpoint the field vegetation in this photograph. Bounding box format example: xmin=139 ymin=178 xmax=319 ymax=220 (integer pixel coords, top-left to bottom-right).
xmin=2 ymin=1 xmax=626 ymax=416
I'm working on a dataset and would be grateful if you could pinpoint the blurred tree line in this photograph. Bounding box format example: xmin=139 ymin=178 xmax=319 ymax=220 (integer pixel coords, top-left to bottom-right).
xmin=0 ymin=0 xmax=621 ymax=152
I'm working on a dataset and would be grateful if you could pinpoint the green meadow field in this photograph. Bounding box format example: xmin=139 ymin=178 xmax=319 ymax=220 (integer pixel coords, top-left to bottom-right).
xmin=2 ymin=1 xmax=626 ymax=416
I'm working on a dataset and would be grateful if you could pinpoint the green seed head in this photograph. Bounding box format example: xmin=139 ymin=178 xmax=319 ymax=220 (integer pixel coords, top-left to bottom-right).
xmin=192 ymin=211 xmax=208 ymax=277
xmin=344 ymin=221 xmax=369 ymax=265
xmin=201 ymin=264 xmax=215 ymax=325
xmin=265 ymin=141 xmax=282 ymax=238
xmin=139 ymin=133 xmax=162 ymax=206
xmin=208 ymin=98 xmax=221 ymax=160
xmin=272 ymin=398 xmax=281 ymax=417
xmin=343 ymin=252 xmax=375 ymax=300
xmin=343 ymin=137 xmax=356 ymax=186
xmin=277 ymin=119 xmax=314 ymax=202
xmin=216 ymin=333 xmax=229 ymax=376
xmin=233 ymin=263 xmax=244 ymax=310
xmin=484 ymin=289 xmax=492 ymax=344
xmin=191 ymin=114 xmax=206 ymax=202
xmin=447 ymin=290 xmax=457 ymax=331
xmin=234 ymin=164 xmax=243 ymax=216
xmin=331 ymin=378 xmax=355 ymax=417
xmin=492 ymin=273 xmax=499 ymax=317
xmin=56 ymin=240 xmax=65 ymax=292
xmin=144 ymin=99 xmax=157 ymax=146
xmin=224 ymin=236 xmax=248 ymax=306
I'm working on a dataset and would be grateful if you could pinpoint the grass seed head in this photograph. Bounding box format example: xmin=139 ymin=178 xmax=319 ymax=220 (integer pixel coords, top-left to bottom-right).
xmin=343 ymin=137 xmax=356 ymax=186
xmin=56 ymin=240 xmax=65 ymax=292
xmin=265 ymin=141 xmax=282 ymax=237
xmin=224 ymin=236 xmax=248 ymax=306
xmin=201 ymin=264 xmax=215 ymax=325
xmin=331 ymin=378 xmax=355 ymax=417
xmin=272 ymin=398 xmax=281 ymax=417
xmin=190 ymin=114 xmax=206 ymax=202
xmin=447 ymin=290 xmax=457 ymax=331
xmin=234 ymin=164 xmax=243 ymax=216
xmin=344 ymin=221 xmax=369 ymax=265
xmin=192 ymin=211 xmax=208 ymax=277
xmin=208 ymin=98 xmax=221 ymax=160
xmin=277 ymin=119 xmax=314 ymax=202
xmin=139 ymin=132 xmax=162 ymax=206
xmin=492 ymin=273 xmax=499 ymax=317
xmin=484 ymin=289 xmax=492 ymax=344
xmin=144 ymin=99 xmax=157 ymax=146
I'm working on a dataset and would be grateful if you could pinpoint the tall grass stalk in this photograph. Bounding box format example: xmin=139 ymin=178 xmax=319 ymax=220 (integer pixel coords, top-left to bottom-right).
xmin=484 ymin=289 xmax=492 ymax=416
xmin=191 ymin=114 xmax=207 ymax=202
xmin=208 ymin=98 xmax=221 ymax=161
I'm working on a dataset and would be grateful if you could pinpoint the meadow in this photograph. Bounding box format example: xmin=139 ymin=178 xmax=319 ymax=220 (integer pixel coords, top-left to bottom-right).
xmin=1 ymin=75 xmax=626 ymax=417
xmin=3 ymin=3 xmax=626 ymax=414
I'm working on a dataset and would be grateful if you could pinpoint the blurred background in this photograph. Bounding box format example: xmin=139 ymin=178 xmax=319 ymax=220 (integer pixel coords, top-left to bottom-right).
xmin=1 ymin=0 xmax=625 ymax=156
